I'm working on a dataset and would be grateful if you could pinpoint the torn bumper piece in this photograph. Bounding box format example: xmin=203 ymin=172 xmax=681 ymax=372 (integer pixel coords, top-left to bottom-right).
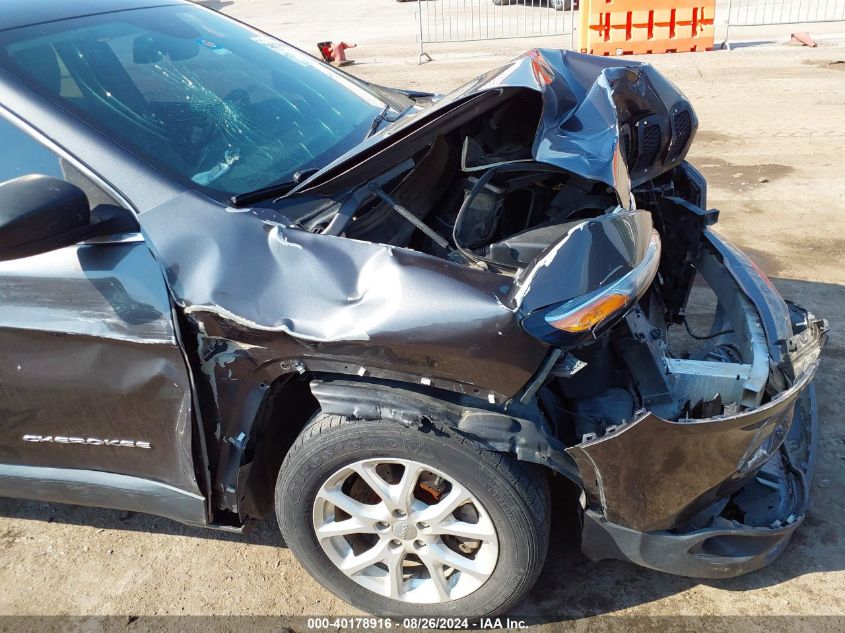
xmin=570 ymin=326 xmax=823 ymax=579
xmin=561 ymin=214 xmax=827 ymax=578
xmin=578 ymin=378 xmax=818 ymax=578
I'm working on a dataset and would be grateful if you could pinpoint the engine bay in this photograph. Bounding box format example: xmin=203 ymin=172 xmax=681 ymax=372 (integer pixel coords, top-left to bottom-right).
xmin=295 ymin=92 xmax=622 ymax=275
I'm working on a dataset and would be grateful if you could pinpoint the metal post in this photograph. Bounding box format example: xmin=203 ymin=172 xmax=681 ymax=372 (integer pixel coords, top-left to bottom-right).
xmin=418 ymin=0 xmax=431 ymax=64
xmin=722 ymin=0 xmax=733 ymax=50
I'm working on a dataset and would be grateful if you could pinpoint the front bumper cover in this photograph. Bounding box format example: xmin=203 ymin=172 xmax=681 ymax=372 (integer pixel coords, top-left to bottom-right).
xmin=571 ymin=230 xmax=826 ymax=578
xmin=580 ymin=379 xmax=818 ymax=578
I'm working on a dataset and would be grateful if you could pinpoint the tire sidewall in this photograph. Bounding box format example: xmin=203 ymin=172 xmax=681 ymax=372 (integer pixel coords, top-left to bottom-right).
xmin=276 ymin=418 xmax=543 ymax=617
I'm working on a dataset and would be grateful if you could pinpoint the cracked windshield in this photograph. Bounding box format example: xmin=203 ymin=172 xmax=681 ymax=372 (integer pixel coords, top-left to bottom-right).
xmin=0 ymin=5 xmax=386 ymax=201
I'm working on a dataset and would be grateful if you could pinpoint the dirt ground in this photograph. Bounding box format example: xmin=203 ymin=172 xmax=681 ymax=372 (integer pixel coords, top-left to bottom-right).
xmin=1 ymin=1 xmax=845 ymax=631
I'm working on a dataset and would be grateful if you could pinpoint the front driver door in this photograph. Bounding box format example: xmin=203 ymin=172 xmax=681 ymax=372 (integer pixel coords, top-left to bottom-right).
xmin=0 ymin=114 xmax=205 ymax=525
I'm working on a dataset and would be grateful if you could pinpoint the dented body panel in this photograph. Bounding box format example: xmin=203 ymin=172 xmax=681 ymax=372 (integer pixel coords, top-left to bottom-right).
xmin=141 ymin=192 xmax=549 ymax=399
xmin=579 ymin=379 xmax=819 ymax=578
xmin=562 ymin=222 xmax=827 ymax=576
xmin=139 ymin=196 xmax=654 ymax=510
xmin=569 ymin=360 xmax=820 ymax=533
xmin=0 ymin=239 xmax=202 ymax=518
xmin=706 ymin=231 xmax=793 ymax=362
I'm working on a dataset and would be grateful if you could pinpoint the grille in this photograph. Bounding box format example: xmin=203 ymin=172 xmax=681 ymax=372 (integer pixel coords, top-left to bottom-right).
xmin=633 ymin=122 xmax=662 ymax=174
xmin=667 ymin=109 xmax=692 ymax=162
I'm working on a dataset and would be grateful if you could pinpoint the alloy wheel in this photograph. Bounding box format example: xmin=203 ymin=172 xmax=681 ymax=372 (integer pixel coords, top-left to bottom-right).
xmin=311 ymin=458 xmax=499 ymax=603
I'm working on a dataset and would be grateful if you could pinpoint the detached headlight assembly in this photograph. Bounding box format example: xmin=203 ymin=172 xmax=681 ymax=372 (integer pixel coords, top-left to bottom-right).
xmin=521 ymin=230 xmax=661 ymax=345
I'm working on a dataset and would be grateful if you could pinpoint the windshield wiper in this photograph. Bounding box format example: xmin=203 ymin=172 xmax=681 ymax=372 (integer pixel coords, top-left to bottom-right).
xmin=365 ymin=104 xmax=415 ymax=140
xmin=365 ymin=104 xmax=392 ymax=139
xmin=230 ymin=168 xmax=321 ymax=207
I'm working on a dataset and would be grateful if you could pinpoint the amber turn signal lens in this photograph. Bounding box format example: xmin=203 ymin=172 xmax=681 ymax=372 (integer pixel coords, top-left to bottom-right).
xmin=548 ymin=293 xmax=629 ymax=333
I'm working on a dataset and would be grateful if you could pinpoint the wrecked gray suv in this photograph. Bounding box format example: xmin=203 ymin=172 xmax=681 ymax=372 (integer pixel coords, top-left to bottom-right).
xmin=0 ymin=0 xmax=827 ymax=618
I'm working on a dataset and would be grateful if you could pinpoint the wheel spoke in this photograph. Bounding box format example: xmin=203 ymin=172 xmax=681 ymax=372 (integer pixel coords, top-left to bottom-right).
xmin=394 ymin=462 xmax=423 ymax=509
xmin=315 ymin=517 xmax=374 ymax=539
xmin=349 ymin=461 xmax=422 ymax=512
xmin=428 ymin=541 xmax=493 ymax=580
xmin=412 ymin=482 xmax=472 ymax=524
xmin=386 ymin=551 xmax=405 ymax=600
xmin=340 ymin=538 xmax=390 ymax=575
xmin=418 ymin=551 xmax=451 ymax=601
xmin=317 ymin=487 xmax=388 ymax=523
xmin=429 ymin=515 xmax=496 ymax=541
xmin=349 ymin=462 xmax=395 ymax=505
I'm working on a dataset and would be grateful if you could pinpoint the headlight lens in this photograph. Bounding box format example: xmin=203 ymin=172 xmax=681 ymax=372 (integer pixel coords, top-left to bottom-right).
xmin=547 ymin=292 xmax=629 ymax=333
xmin=521 ymin=229 xmax=661 ymax=344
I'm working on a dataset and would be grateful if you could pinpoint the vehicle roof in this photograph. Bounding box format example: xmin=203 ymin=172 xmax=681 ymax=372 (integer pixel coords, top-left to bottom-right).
xmin=0 ymin=0 xmax=185 ymax=32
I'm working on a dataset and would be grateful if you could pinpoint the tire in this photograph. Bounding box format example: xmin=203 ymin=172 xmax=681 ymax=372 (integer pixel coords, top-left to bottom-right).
xmin=552 ymin=0 xmax=572 ymax=10
xmin=492 ymin=0 xmax=514 ymax=6
xmin=276 ymin=412 xmax=550 ymax=617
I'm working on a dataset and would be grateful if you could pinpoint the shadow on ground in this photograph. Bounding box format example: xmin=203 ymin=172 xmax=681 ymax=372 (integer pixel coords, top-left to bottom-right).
xmin=191 ymin=0 xmax=234 ymax=9
xmin=0 ymin=277 xmax=841 ymax=622
xmin=723 ymin=39 xmax=777 ymax=49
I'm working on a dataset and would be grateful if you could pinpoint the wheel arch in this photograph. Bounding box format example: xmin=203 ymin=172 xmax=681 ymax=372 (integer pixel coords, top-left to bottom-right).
xmin=236 ymin=373 xmax=583 ymax=522
xmin=307 ymin=376 xmax=583 ymax=484
xmin=234 ymin=374 xmax=319 ymax=520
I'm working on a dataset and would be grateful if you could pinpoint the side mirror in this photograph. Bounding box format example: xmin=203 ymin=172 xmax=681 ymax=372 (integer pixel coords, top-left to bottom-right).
xmin=0 ymin=174 xmax=133 ymax=261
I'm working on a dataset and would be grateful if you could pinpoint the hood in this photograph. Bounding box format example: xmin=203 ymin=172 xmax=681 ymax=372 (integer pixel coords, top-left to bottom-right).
xmin=292 ymin=49 xmax=698 ymax=205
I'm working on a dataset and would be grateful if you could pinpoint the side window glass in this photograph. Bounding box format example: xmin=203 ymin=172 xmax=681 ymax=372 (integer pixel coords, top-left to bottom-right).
xmin=0 ymin=116 xmax=63 ymax=181
xmin=0 ymin=115 xmax=120 ymax=208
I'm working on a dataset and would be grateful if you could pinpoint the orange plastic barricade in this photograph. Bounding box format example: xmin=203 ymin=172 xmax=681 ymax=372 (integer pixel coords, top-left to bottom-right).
xmin=578 ymin=0 xmax=715 ymax=56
